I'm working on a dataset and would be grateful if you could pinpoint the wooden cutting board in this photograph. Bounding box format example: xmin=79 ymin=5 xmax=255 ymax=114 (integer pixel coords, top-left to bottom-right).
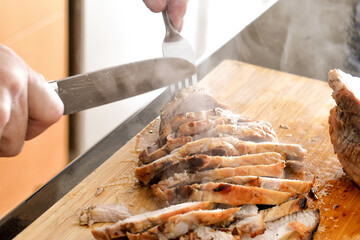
xmin=15 ymin=60 xmax=360 ymax=240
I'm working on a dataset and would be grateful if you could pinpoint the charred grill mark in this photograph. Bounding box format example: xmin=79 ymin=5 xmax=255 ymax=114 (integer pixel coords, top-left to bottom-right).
xmin=213 ymin=184 xmax=232 ymax=193
xmin=308 ymin=189 xmax=318 ymax=201
xmin=298 ymin=197 xmax=307 ymax=209
xmin=187 ymin=156 xmax=206 ymax=168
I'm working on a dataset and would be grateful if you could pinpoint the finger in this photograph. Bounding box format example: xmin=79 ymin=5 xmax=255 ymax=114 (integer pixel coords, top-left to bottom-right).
xmin=167 ymin=0 xmax=188 ymax=32
xmin=0 ymin=87 xmax=11 ymax=143
xmin=143 ymin=0 xmax=167 ymax=13
xmin=0 ymin=70 xmax=28 ymax=157
xmin=26 ymin=69 xmax=64 ymax=140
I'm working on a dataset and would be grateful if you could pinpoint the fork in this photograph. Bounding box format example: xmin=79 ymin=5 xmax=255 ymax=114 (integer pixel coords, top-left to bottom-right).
xmin=162 ymin=10 xmax=197 ymax=98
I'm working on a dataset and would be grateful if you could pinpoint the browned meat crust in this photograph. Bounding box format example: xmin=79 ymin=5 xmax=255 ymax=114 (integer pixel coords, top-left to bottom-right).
xmin=155 ymin=182 xmax=294 ymax=206
xmin=261 ymin=197 xmax=307 ymax=222
xmin=329 ymin=107 xmax=360 ymax=186
xmin=136 ymin=152 xmax=285 ymax=185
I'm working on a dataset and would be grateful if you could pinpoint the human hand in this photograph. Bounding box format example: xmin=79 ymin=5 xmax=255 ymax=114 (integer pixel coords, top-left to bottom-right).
xmin=143 ymin=0 xmax=188 ymax=32
xmin=0 ymin=45 xmax=64 ymax=157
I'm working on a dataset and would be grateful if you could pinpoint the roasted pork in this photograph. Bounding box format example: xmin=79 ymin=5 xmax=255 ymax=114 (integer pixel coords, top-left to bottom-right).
xmin=153 ymin=162 xmax=286 ymax=191
xmin=135 ymin=152 xmax=285 ymax=185
xmin=140 ymin=136 xmax=306 ymax=165
xmin=127 ymin=208 xmax=239 ymax=240
xmin=155 ymin=182 xmax=294 ymax=206
xmin=328 ymin=69 xmax=360 ymax=186
xmin=79 ymin=204 xmax=132 ymax=226
xmin=91 ymin=201 xmax=214 ymax=240
xmin=242 ymin=209 xmax=320 ymax=240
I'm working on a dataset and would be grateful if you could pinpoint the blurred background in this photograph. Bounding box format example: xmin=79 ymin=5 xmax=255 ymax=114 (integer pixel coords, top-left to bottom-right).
xmin=0 ymin=0 xmax=276 ymax=219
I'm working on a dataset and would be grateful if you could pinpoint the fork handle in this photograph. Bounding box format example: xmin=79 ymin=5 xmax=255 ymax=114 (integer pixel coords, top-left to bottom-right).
xmin=162 ymin=10 xmax=180 ymax=39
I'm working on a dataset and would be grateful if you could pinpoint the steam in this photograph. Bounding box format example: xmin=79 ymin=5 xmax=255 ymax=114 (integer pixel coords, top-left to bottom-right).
xmin=198 ymin=0 xmax=360 ymax=81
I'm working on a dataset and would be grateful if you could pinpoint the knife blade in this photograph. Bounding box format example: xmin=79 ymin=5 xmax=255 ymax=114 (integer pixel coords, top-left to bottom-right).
xmin=49 ymin=57 xmax=196 ymax=115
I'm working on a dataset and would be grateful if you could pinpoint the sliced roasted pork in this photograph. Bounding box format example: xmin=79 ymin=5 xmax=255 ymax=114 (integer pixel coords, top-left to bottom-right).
xmin=219 ymin=176 xmax=313 ymax=195
xmin=140 ymin=136 xmax=306 ymax=165
xmin=242 ymin=209 xmax=320 ymax=240
xmin=135 ymin=152 xmax=285 ymax=185
xmin=158 ymin=107 xmax=251 ymax=147
xmin=79 ymin=204 xmax=132 ymax=226
xmin=142 ymin=120 xmax=279 ymax=164
xmin=160 ymin=87 xmax=227 ymax=130
xmin=127 ymin=208 xmax=239 ymax=240
xmin=328 ymin=69 xmax=360 ymax=186
xmin=230 ymin=213 xmax=265 ymax=238
xmin=180 ymin=226 xmax=235 ymax=240
xmin=328 ymin=69 xmax=360 ymax=114
xmin=155 ymin=182 xmax=294 ymax=206
xmin=91 ymin=201 xmax=214 ymax=240
xmin=153 ymin=162 xmax=286 ymax=191
xmin=261 ymin=197 xmax=307 ymax=222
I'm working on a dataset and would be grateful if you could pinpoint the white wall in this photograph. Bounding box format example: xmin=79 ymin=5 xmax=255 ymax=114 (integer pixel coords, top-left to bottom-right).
xmin=73 ymin=0 xmax=277 ymax=158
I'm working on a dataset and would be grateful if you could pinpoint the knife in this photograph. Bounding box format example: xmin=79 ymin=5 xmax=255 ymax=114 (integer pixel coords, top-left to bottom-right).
xmin=49 ymin=57 xmax=196 ymax=115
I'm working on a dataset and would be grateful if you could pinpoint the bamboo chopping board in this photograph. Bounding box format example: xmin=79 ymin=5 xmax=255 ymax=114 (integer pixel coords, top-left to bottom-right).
xmin=15 ymin=60 xmax=360 ymax=240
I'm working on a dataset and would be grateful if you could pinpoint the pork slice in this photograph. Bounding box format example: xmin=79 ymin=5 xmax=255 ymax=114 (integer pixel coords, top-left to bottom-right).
xmin=139 ymin=136 xmax=193 ymax=164
xmin=242 ymin=209 xmax=320 ymax=240
xmin=135 ymin=152 xmax=285 ymax=185
xmin=230 ymin=213 xmax=266 ymax=238
xmin=91 ymin=201 xmax=214 ymax=240
xmin=191 ymin=123 xmax=278 ymax=143
xmin=153 ymin=162 xmax=285 ymax=191
xmin=139 ymin=119 xmax=278 ymax=162
xmin=181 ymin=226 xmax=236 ymax=240
xmin=140 ymin=137 xmax=305 ymax=165
xmin=127 ymin=208 xmax=239 ymax=240
xmin=220 ymin=176 xmax=313 ymax=195
xmin=160 ymin=87 xmax=227 ymax=129
xmin=159 ymin=107 xmax=251 ymax=147
xmin=177 ymin=119 xmax=277 ymax=140
xmin=79 ymin=204 xmax=132 ymax=226
xmin=177 ymin=137 xmax=306 ymax=160
xmin=328 ymin=69 xmax=360 ymax=115
xmin=141 ymin=122 xmax=279 ymax=163
xmin=261 ymin=197 xmax=307 ymax=223
xmin=155 ymin=182 xmax=294 ymax=206
xmin=329 ymin=107 xmax=360 ymax=186
xmin=233 ymin=204 xmax=259 ymax=220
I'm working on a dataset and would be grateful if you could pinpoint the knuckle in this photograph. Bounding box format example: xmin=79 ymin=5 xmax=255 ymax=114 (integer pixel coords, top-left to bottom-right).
xmin=0 ymin=140 xmax=24 ymax=157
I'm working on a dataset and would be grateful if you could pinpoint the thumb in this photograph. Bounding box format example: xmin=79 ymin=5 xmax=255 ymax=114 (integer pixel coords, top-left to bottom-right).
xmin=26 ymin=68 xmax=64 ymax=140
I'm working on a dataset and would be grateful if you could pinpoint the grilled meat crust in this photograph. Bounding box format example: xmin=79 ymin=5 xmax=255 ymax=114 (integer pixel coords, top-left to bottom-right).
xmin=328 ymin=69 xmax=360 ymax=186
xmin=261 ymin=197 xmax=308 ymax=223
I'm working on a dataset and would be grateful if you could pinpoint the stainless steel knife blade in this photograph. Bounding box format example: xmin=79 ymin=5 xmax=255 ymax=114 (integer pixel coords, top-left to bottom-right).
xmin=49 ymin=57 xmax=196 ymax=115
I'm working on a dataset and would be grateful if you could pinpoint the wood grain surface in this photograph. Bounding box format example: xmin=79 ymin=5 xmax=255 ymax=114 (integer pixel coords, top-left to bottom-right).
xmin=15 ymin=60 xmax=360 ymax=240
